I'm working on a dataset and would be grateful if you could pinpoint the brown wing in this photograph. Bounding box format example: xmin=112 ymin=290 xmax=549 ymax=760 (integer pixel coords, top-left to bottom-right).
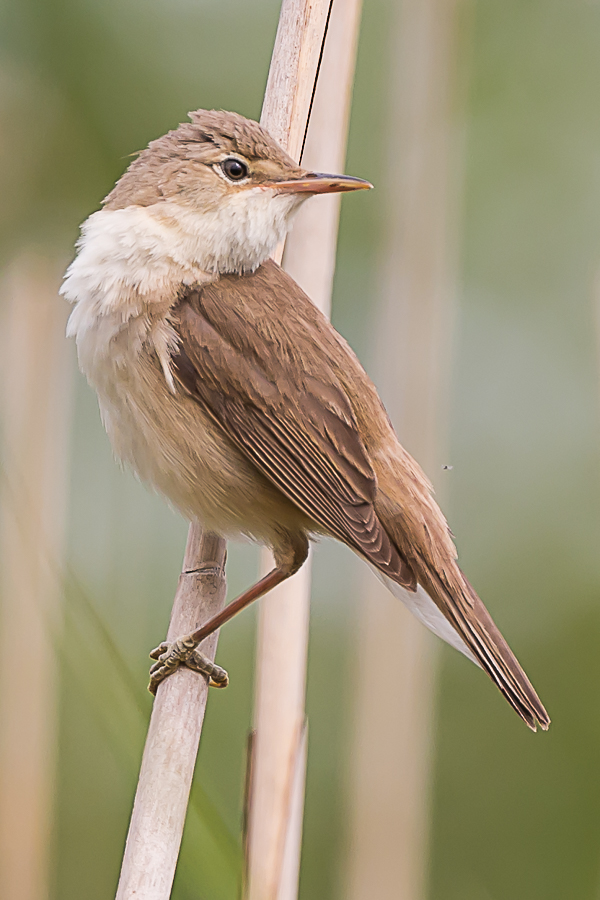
xmin=171 ymin=271 xmax=416 ymax=590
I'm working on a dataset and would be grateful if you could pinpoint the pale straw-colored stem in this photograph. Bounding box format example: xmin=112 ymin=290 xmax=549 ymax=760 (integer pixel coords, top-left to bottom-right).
xmin=247 ymin=2 xmax=363 ymax=899
xmin=0 ymin=256 xmax=72 ymax=900
xmin=115 ymin=527 xmax=227 ymax=900
xmin=345 ymin=1 xmax=468 ymax=898
xmin=260 ymin=0 xmax=333 ymax=161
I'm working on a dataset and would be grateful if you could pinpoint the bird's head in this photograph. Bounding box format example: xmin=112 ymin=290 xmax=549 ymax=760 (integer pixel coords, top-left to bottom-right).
xmin=103 ymin=109 xmax=372 ymax=274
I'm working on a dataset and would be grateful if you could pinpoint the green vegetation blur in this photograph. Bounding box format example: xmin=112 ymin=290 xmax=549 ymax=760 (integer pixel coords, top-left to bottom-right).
xmin=2 ymin=0 xmax=600 ymax=898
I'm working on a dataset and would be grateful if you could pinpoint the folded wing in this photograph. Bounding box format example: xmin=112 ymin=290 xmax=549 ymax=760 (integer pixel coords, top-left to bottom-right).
xmin=172 ymin=269 xmax=416 ymax=590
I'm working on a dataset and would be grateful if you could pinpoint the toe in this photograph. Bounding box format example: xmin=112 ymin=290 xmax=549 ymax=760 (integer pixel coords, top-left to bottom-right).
xmin=209 ymin=670 xmax=229 ymax=688
xmin=149 ymin=642 xmax=169 ymax=660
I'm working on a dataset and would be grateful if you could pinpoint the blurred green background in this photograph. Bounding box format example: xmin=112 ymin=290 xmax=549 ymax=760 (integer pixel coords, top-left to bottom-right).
xmin=2 ymin=0 xmax=600 ymax=898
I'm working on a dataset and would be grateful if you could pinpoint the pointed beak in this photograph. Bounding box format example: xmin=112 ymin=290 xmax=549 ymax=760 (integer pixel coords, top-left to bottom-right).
xmin=263 ymin=172 xmax=373 ymax=195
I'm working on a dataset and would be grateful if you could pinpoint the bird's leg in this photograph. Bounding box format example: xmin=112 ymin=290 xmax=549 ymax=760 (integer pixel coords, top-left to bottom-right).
xmin=148 ymin=568 xmax=284 ymax=695
xmin=148 ymin=532 xmax=309 ymax=694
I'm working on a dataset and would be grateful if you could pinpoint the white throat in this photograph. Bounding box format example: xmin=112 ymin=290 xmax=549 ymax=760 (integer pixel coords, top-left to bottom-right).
xmin=160 ymin=189 xmax=305 ymax=275
xmin=61 ymin=190 xmax=305 ymax=325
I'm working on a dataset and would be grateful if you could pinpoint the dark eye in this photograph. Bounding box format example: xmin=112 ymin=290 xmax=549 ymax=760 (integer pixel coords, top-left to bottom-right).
xmin=221 ymin=158 xmax=249 ymax=181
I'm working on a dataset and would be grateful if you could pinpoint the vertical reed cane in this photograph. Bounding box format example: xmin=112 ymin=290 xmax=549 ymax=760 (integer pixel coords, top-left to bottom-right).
xmin=346 ymin=1 xmax=468 ymax=897
xmin=247 ymin=3 xmax=364 ymax=898
xmin=0 ymin=256 xmax=72 ymax=900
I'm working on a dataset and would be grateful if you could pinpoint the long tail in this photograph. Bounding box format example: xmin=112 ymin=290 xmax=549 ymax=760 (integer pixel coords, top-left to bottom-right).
xmin=374 ymin=563 xmax=550 ymax=732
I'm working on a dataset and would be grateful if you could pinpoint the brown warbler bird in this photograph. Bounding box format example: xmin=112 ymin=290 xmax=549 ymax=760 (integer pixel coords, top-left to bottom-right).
xmin=62 ymin=109 xmax=549 ymax=731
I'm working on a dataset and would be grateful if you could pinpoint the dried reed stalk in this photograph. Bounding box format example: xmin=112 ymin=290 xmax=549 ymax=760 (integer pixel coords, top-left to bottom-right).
xmin=0 ymin=256 xmax=72 ymax=900
xmin=247 ymin=2 xmax=363 ymax=899
xmin=115 ymin=527 xmax=227 ymax=900
xmin=345 ymin=1 xmax=467 ymax=898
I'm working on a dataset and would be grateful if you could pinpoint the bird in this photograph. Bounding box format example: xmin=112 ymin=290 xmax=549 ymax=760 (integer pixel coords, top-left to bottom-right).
xmin=61 ymin=108 xmax=549 ymax=731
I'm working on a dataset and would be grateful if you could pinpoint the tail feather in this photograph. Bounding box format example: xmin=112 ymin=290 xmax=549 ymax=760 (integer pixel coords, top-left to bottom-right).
xmin=377 ymin=562 xmax=550 ymax=732
xmin=370 ymin=460 xmax=549 ymax=730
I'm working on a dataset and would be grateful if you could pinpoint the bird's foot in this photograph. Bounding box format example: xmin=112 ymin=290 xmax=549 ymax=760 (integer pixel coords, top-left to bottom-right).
xmin=148 ymin=635 xmax=229 ymax=695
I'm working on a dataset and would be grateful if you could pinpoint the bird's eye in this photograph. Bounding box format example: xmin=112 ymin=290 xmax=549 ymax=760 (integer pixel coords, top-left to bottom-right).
xmin=221 ymin=158 xmax=249 ymax=181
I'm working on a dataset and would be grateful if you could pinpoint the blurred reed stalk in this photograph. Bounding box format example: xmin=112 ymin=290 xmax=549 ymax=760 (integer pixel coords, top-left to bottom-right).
xmin=247 ymin=1 xmax=363 ymax=898
xmin=0 ymin=255 xmax=72 ymax=900
xmin=345 ymin=0 xmax=468 ymax=898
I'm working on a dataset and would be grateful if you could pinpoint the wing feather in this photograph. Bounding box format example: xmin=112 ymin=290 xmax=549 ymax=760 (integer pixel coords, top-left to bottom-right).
xmin=172 ymin=289 xmax=416 ymax=589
